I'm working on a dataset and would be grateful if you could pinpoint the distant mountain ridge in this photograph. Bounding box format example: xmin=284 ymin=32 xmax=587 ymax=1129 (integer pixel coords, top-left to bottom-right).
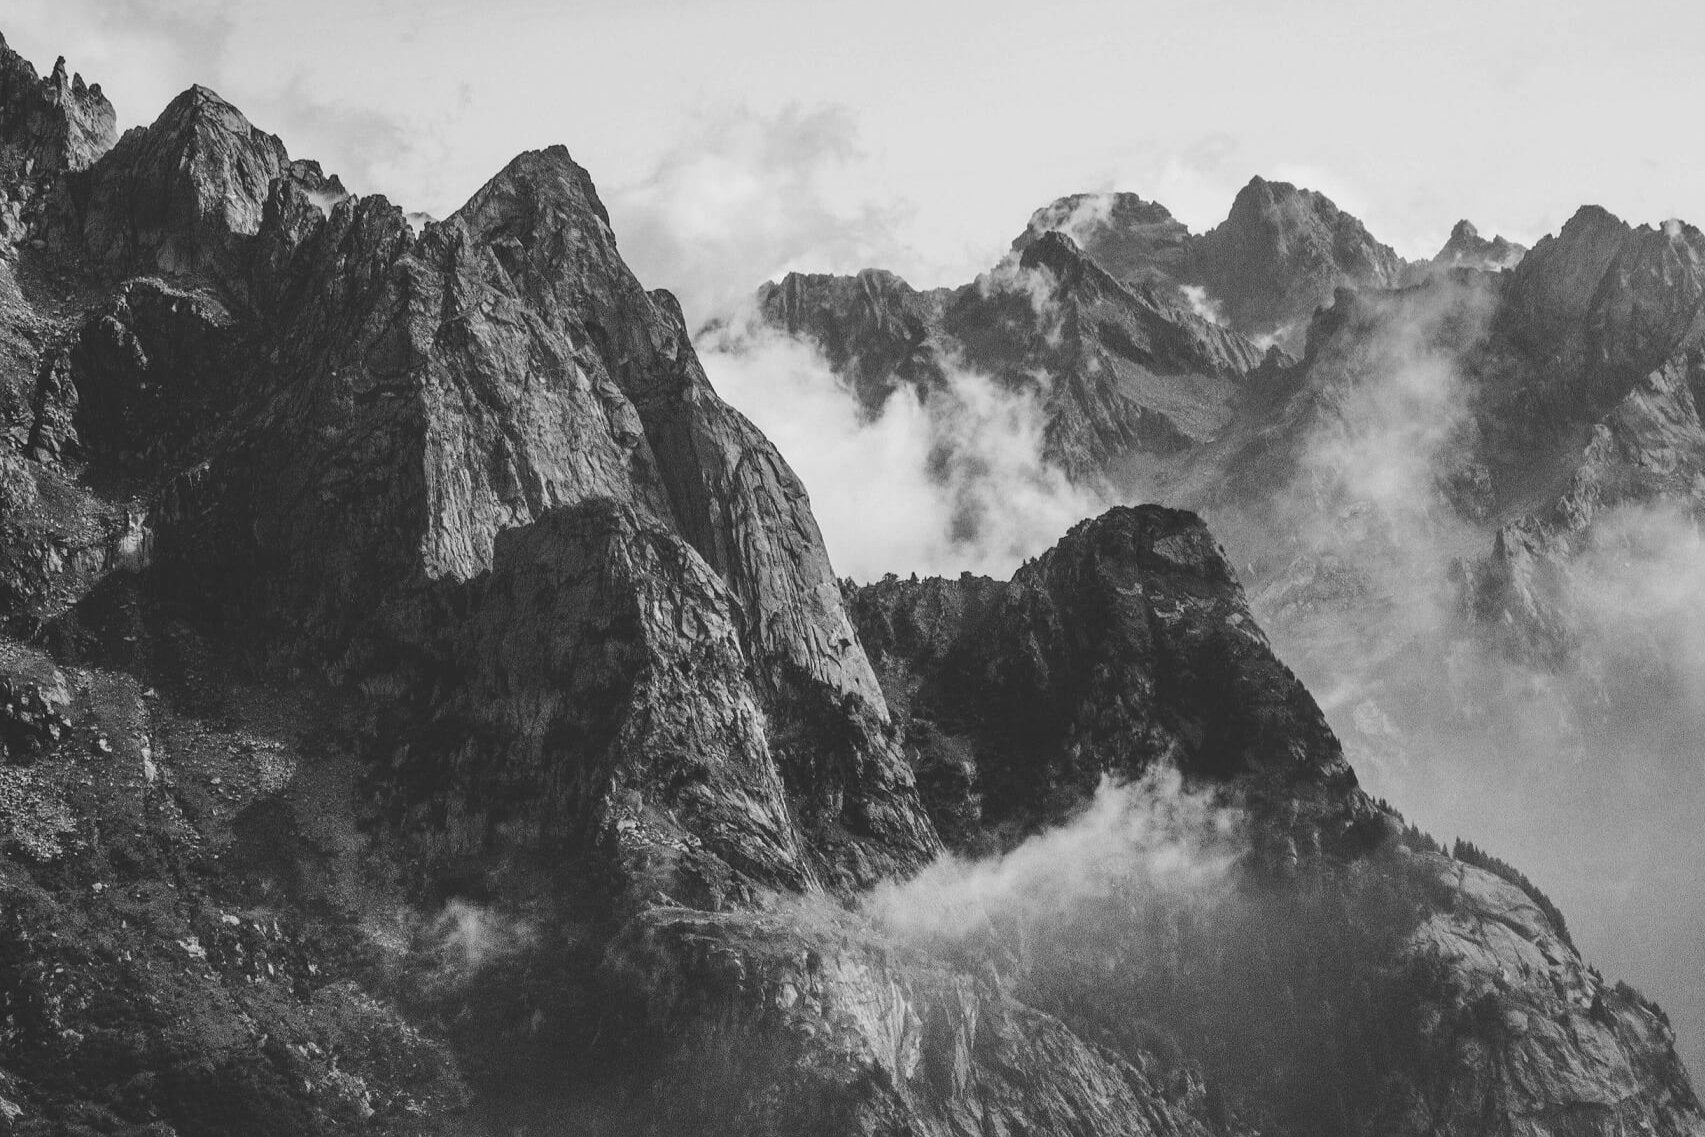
xmin=738 ymin=145 xmax=1705 ymax=1091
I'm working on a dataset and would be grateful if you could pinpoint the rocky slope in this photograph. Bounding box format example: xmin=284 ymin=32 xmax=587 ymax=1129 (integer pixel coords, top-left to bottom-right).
xmin=739 ymin=128 xmax=1705 ymax=1083
xmin=847 ymin=509 xmax=1700 ymax=1137
xmin=1190 ymin=177 xmax=1408 ymax=345
xmin=0 ymin=33 xmax=1699 ymax=1137
xmin=742 ymin=176 xmax=1407 ymax=492
xmin=754 ymin=228 xmax=1277 ymax=482
xmin=1428 ymin=219 xmax=1527 ymax=273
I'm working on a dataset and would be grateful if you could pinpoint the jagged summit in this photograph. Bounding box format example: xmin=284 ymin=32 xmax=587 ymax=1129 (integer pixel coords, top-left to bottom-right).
xmin=1011 ymin=189 xmax=1193 ymax=288
xmin=1501 ymin=200 xmax=1705 ymax=401
xmin=66 ymin=76 xmax=344 ymax=279
xmin=1431 ymin=218 xmax=1526 ymax=270
xmin=993 ymin=176 xmax=1413 ymax=350
xmin=469 ymin=142 xmax=613 ymax=227
xmin=1191 ymin=176 xmax=1407 ymax=340
xmin=0 ymin=34 xmax=114 ymax=176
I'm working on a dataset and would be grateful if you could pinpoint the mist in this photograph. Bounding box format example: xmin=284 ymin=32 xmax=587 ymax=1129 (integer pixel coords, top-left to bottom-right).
xmin=1203 ymin=275 xmax=1705 ymax=1075
xmin=705 ymin=255 xmax=1705 ymax=1072
xmin=865 ymin=768 xmax=1243 ymax=948
xmin=699 ymin=314 xmax=1104 ymax=580
xmin=610 ymin=105 xmax=927 ymax=327
xmin=856 ymin=764 xmax=1459 ymax=1132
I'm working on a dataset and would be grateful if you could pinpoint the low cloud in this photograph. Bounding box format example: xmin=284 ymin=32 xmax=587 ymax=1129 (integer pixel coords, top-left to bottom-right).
xmin=425 ymin=898 xmax=536 ymax=975
xmin=610 ymin=105 xmax=918 ymax=327
xmin=700 ymin=316 xmax=1103 ymax=580
xmin=975 ymin=254 xmax=1066 ymax=346
xmin=864 ymin=768 xmax=1244 ymax=949
xmin=1022 ymin=193 xmax=1118 ymax=249
xmin=1209 ymin=274 xmax=1705 ymax=1072
xmin=1179 ymin=283 xmax=1227 ymax=326
xmin=1570 ymin=502 xmax=1705 ymax=711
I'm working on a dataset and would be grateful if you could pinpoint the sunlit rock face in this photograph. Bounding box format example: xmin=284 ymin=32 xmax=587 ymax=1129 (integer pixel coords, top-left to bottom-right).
xmin=0 ymin=32 xmax=1701 ymax=1137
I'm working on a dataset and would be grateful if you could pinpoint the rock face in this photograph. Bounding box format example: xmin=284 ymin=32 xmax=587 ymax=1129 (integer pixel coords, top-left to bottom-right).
xmin=846 ymin=510 xmax=1700 ymax=1137
xmin=0 ymin=35 xmax=115 ymax=178
xmin=1009 ymin=191 xmax=1193 ymax=291
xmin=754 ymin=229 xmax=1275 ymax=483
xmin=1191 ymin=177 xmax=1408 ymax=345
xmin=1430 ymin=219 xmax=1527 ymax=272
xmin=67 ymin=85 xmax=344 ymax=281
xmin=1006 ymin=179 xmax=1409 ymax=348
xmin=742 ymin=175 xmax=1409 ymax=496
xmin=0 ymin=34 xmax=1699 ymax=1137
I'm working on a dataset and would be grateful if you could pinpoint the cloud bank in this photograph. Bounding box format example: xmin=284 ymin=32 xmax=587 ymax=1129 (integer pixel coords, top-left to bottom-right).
xmin=864 ymin=768 xmax=1244 ymax=949
xmin=699 ymin=316 xmax=1103 ymax=581
xmin=609 ymin=105 xmax=924 ymax=328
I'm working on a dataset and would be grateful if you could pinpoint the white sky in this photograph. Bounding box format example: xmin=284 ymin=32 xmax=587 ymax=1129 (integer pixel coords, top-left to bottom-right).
xmin=6 ymin=0 xmax=1700 ymax=323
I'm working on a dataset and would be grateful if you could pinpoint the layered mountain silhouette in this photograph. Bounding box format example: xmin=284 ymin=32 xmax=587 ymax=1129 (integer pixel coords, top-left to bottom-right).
xmin=0 ymin=31 xmax=1700 ymax=1137
xmin=744 ymin=141 xmax=1705 ymax=1093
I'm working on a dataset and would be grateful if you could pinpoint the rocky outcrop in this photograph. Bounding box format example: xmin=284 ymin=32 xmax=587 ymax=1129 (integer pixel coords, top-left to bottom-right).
xmin=1491 ymin=207 xmax=1705 ymax=424
xmin=65 ymin=86 xmax=341 ymax=282
xmin=1388 ymin=855 xmax=1702 ymax=1136
xmin=0 ymin=35 xmax=114 ymax=177
xmin=1430 ymin=219 xmax=1527 ymax=272
xmin=847 ymin=511 xmax=1703 ymax=1137
xmin=742 ymin=175 xmax=1413 ymax=492
xmin=1010 ymin=191 xmax=1193 ymax=291
xmin=751 ymin=230 xmax=1276 ymax=482
xmin=1190 ymin=177 xmax=1408 ymax=346
xmin=753 ymin=269 xmax=955 ymax=412
xmin=850 ymin=506 xmax=1366 ymax=845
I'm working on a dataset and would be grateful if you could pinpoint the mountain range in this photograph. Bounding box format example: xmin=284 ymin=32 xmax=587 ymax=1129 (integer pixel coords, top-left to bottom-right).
xmin=745 ymin=147 xmax=1705 ymax=1066
xmin=0 ymin=31 xmax=1700 ymax=1137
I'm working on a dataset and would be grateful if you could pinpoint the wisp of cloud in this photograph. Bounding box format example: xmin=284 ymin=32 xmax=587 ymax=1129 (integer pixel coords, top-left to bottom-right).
xmin=700 ymin=313 xmax=1104 ymax=580
xmin=864 ymin=768 xmax=1244 ymax=949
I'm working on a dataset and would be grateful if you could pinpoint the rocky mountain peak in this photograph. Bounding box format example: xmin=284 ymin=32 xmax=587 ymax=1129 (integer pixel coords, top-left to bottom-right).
xmin=1192 ymin=176 xmax=1408 ymax=344
xmin=461 ymin=142 xmax=611 ymax=230
xmin=1014 ymin=227 xmax=1097 ymax=288
xmin=1010 ymin=190 xmax=1193 ymax=288
xmin=1499 ymin=203 xmax=1705 ymax=410
xmin=0 ymin=36 xmax=115 ymax=177
xmin=67 ymin=81 xmax=315 ymax=279
xmin=751 ymin=267 xmax=949 ymax=411
xmin=1433 ymin=217 xmax=1527 ymax=270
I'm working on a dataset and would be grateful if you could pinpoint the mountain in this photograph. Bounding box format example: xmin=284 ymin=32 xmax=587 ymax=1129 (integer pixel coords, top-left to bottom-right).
xmin=0 ymin=33 xmax=1700 ymax=1137
xmin=1430 ymin=219 xmax=1527 ymax=272
xmin=746 ymin=177 xmax=1413 ymax=488
xmin=1190 ymin=177 xmax=1408 ymax=343
xmin=754 ymin=230 xmax=1276 ymax=482
xmin=0 ymin=33 xmax=114 ymax=180
xmin=1009 ymin=178 xmax=1408 ymax=349
xmin=737 ymin=139 xmax=1705 ymax=1084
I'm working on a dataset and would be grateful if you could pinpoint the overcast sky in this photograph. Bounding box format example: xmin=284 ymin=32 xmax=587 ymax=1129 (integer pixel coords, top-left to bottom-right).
xmin=7 ymin=0 xmax=1700 ymax=323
